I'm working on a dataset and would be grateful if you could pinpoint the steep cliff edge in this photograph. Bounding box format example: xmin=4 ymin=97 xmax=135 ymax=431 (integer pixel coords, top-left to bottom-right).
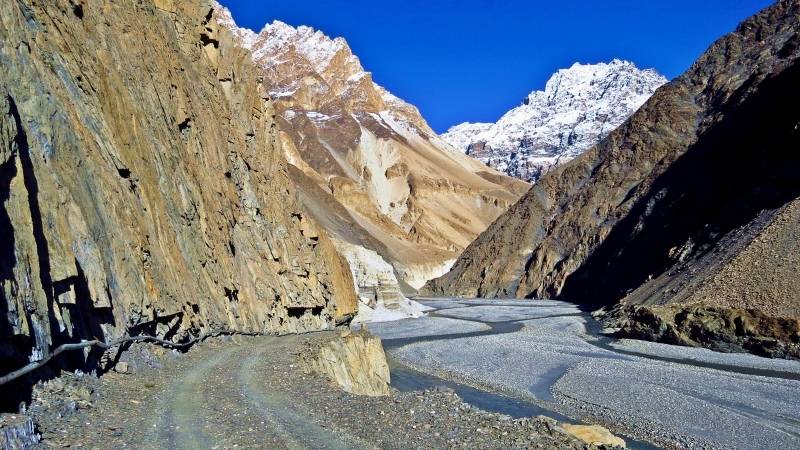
xmin=424 ymin=1 xmax=800 ymax=356
xmin=0 ymin=0 xmax=357 ymax=405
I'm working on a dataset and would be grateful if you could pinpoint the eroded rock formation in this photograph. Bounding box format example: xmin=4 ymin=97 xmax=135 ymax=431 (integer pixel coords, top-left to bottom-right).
xmin=214 ymin=7 xmax=530 ymax=297
xmin=425 ymin=0 xmax=800 ymax=356
xmin=0 ymin=0 xmax=357 ymax=406
xmin=309 ymin=329 xmax=391 ymax=396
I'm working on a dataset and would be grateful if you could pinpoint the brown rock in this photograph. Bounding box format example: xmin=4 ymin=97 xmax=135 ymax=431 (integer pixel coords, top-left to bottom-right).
xmin=311 ymin=330 xmax=391 ymax=396
xmin=113 ymin=362 xmax=130 ymax=375
xmin=0 ymin=0 xmax=356 ymax=405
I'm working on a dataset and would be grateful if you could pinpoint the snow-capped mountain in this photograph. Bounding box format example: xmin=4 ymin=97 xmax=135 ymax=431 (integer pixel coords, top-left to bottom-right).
xmin=442 ymin=60 xmax=668 ymax=182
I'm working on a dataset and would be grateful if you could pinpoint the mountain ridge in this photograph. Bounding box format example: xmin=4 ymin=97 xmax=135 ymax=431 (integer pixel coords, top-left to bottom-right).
xmin=442 ymin=59 xmax=667 ymax=182
xmin=215 ymin=3 xmax=528 ymax=319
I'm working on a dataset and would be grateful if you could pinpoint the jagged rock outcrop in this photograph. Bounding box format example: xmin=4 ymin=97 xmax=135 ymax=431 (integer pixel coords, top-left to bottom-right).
xmin=425 ymin=1 xmax=800 ymax=356
xmin=215 ymin=7 xmax=529 ymax=295
xmin=442 ymin=60 xmax=666 ymax=182
xmin=309 ymin=329 xmax=391 ymax=396
xmin=0 ymin=0 xmax=357 ymax=407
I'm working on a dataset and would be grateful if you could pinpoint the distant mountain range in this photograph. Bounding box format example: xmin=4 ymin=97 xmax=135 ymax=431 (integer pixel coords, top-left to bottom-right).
xmin=442 ymin=60 xmax=667 ymax=182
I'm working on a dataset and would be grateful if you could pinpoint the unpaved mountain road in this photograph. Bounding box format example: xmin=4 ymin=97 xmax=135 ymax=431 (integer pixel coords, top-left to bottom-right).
xmin=30 ymin=333 xmax=588 ymax=450
xmin=149 ymin=336 xmax=364 ymax=450
xmin=30 ymin=335 xmax=370 ymax=449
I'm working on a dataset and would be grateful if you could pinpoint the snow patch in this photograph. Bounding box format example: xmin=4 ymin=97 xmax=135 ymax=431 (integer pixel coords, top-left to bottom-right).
xmin=212 ymin=2 xmax=258 ymax=49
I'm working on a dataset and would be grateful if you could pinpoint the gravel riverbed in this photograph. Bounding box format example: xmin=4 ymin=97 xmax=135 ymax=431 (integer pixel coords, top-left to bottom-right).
xmin=374 ymin=298 xmax=800 ymax=450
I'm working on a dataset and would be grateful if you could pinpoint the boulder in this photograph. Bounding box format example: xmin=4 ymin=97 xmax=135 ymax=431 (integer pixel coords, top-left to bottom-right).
xmin=561 ymin=423 xmax=626 ymax=448
xmin=311 ymin=330 xmax=391 ymax=396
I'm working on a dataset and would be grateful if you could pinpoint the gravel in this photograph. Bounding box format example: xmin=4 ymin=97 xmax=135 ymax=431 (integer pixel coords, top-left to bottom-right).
xmin=610 ymin=338 xmax=800 ymax=375
xmin=387 ymin=301 xmax=800 ymax=450
xmin=24 ymin=334 xmax=593 ymax=449
xmin=555 ymin=358 xmax=800 ymax=449
xmin=360 ymin=316 xmax=489 ymax=340
xmin=520 ymin=316 xmax=589 ymax=335
xmin=433 ymin=305 xmax=582 ymax=323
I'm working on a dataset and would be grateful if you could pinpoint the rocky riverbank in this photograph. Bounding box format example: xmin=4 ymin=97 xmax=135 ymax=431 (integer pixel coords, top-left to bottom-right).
xmin=599 ymin=304 xmax=800 ymax=360
xmin=4 ymin=332 xmax=622 ymax=449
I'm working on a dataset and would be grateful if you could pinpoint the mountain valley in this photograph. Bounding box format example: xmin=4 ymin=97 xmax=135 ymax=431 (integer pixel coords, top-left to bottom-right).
xmin=0 ymin=0 xmax=798 ymax=449
xmin=216 ymin=5 xmax=529 ymax=319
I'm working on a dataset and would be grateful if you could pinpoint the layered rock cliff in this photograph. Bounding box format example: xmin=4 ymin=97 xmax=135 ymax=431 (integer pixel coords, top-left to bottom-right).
xmin=0 ymin=0 xmax=357 ymax=403
xmin=425 ymin=0 xmax=800 ymax=356
xmin=214 ymin=7 xmax=529 ymax=303
xmin=442 ymin=60 xmax=666 ymax=182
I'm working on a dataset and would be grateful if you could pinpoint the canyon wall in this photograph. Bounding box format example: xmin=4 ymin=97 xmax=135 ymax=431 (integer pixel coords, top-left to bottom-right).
xmin=0 ymin=0 xmax=357 ymax=402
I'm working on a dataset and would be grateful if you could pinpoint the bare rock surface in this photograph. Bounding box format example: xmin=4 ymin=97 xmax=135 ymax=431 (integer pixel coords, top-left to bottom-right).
xmin=561 ymin=424 xmax=626 ymax=448
xmin=309 ymin=329 xmax=391 ymax=396
xmin=424 ymin=0 xmax=800 ymax=357
xmin=0 ymin=0 xmax=356 ymax=408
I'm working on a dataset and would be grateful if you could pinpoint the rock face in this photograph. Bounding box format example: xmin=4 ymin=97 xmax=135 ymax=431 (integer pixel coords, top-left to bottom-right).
xmin=336 ymin=242 xmax=426 ymax=323
xmin=215 ymin=7 xmax=529 ymax=295
xmin=441 ymin=60 xmax=666 ymax=182
xmin=0 ymin=0 xmax=357 ymax=407
xmin=310 ymin=330 xmax=391 ymax=396
xmin=425 ymin=1 xmax=800 ymax=356
xmin=604 ymin=304 xmax=800 ymax=359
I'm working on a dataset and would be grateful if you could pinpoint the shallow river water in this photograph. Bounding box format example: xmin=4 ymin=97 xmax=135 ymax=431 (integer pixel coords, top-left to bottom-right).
xmin=362 ymin=298 xmax=800 ymax=450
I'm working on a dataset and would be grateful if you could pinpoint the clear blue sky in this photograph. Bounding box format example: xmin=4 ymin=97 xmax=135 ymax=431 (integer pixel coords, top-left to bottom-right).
xmin=221 ymin=0 xmax=774 ymax=133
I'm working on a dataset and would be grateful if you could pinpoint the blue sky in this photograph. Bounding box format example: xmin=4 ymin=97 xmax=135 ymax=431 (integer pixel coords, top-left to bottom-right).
xmin=221 ymin=0 xmax=774 ymax=133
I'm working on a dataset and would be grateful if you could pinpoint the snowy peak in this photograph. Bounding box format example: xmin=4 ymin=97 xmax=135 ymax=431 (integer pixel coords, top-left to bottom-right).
xmin=255 ymin=20 xmax=354 ymax=73
xmin=442 ymin=60 xmax=667 ymax=182
xmin=213 ymin=3 xmax=355 ymax=75
xmin=212 ymin=2 xmax=258 ymax=49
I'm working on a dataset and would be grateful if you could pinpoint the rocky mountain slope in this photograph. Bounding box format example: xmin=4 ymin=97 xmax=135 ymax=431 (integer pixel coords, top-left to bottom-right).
xmin=425 ymin=0 xmax=800 ymax=357
xmin=442 ymin=60 xmax=666 ymax=182
xmin=0 ymin=0 xmax=358 ymax=405
xmin=215 ymin=6 xmax=529 ymax=309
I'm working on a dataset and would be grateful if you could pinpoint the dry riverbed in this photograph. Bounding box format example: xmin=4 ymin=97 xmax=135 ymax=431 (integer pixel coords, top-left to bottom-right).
xmin=20 ymin=332 xmax=602 ymax=449
xmin=371 ymin=298 xmax=800 ymax=450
